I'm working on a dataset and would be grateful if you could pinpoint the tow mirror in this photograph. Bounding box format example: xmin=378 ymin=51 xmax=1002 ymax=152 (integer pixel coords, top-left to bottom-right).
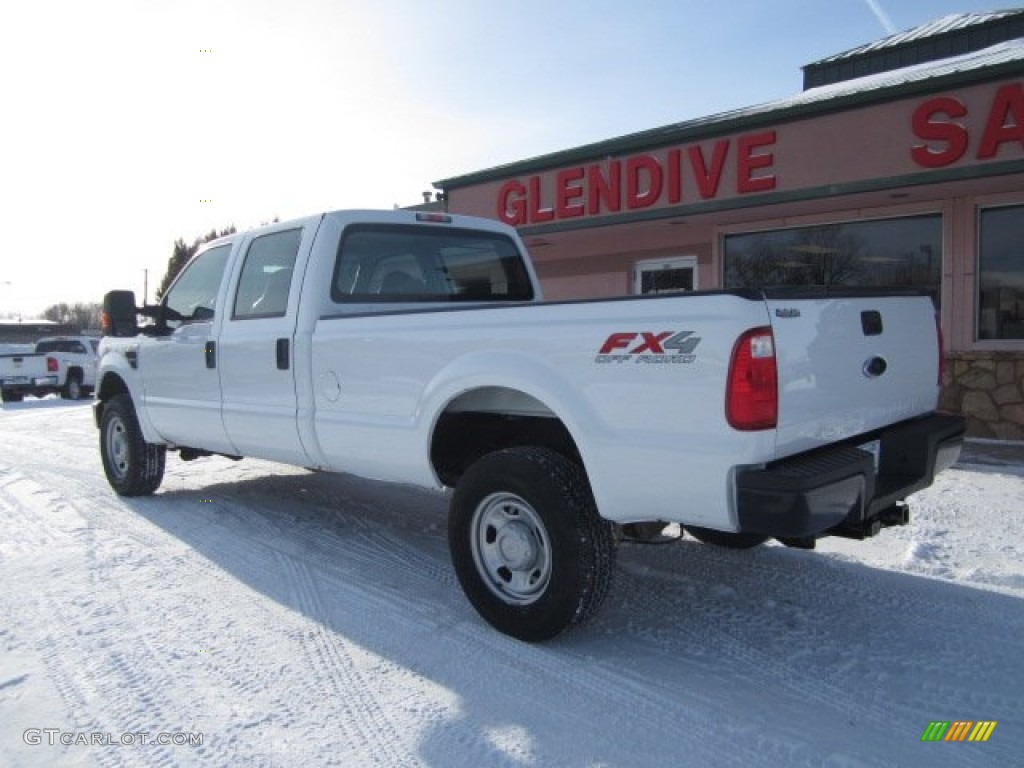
xmin=101 ymin=290 xmax=138 ymax=337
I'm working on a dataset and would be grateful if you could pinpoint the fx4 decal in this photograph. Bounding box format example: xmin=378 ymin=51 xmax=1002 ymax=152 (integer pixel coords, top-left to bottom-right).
xmin=596 ymin=331 xmax=701 ymax=364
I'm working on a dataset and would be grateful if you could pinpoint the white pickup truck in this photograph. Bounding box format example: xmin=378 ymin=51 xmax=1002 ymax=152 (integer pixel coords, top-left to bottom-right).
xmin=1 ymin=336 xmax=98 ymax=402
xmin=34 ymin=336 xmax=99 ymax=400
xmin=94 ymin=209 xmax=965 ymax=640
xmin=1 ymin=350 xmax=60 ymax=403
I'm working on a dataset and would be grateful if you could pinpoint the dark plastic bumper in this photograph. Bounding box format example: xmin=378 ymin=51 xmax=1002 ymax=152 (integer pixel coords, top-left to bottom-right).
xmin=735 ymin=411 xmax=965 ymax=539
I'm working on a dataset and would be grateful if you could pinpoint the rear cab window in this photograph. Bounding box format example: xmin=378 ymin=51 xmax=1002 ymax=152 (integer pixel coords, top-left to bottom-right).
xmin=331 ymin=225 xmax=534 ymax=304
xmin=35 ymin=339 xmax=90 ymax=354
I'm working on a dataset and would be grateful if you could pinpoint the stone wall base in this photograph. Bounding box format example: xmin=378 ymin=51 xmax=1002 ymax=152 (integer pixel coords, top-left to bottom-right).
xmin=940 ymin=352 xmax=1024 ymax=440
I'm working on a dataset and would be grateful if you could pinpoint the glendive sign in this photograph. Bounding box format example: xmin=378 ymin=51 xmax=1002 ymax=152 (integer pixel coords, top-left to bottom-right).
xmin=497 ymin=131 xmax=777 ymax=226
xmin=492 ymin=80 xmax=1023 ymax=228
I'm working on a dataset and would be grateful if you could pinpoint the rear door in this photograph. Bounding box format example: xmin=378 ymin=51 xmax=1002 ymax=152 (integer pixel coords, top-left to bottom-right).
xmin=218 ymin=217 xmax=320 ymax=464
xmin=766 ymin=290 xmax=940 ymax=458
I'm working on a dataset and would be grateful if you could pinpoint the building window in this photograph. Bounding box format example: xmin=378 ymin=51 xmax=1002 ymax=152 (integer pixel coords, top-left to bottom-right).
xmin=634 ymin=256 xmax=697 ymax=294
xmin=978 ymin=204 xmax=1024 ymax=341
xmin=723 ymin=215 xmax=941 ymax=303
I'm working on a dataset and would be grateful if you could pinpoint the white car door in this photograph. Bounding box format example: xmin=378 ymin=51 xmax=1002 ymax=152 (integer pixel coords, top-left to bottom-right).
xmin=139 ymin=241 xmax=238 ymax=454
xmin=218 ymin=220 xmax=319 ymax=464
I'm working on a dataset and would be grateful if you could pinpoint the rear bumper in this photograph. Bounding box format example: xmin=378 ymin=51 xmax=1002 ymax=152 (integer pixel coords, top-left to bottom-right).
xmin=1 ymin=375 xmax=60 ymax=391
xmin=735 ymin=411 xmax=965 ymax=539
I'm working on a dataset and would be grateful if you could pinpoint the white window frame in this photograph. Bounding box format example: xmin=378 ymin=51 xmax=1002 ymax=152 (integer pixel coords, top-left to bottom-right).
xmin=633 ymin=255 xmax=698 ymax=295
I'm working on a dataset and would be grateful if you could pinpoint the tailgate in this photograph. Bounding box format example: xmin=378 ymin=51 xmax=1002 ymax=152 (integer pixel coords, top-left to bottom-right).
xmin=765 ymin=290 xmax=940 ymax=459
xmin=1 ymin=355 xmax=46 ymax=377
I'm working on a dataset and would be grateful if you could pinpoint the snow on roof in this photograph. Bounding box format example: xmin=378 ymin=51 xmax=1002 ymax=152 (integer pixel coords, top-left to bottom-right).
xmin=620 ymin=38 xmax=1024 ymax=151
xmin=807 ymin=9 xmax=1024 ymax=66
xmin=792 ymin=36 xmax=1024 ymax=103
xmin=0 ymin=318 xmax=57 ymax=326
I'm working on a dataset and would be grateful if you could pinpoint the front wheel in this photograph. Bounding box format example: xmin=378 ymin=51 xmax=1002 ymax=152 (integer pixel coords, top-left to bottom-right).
xmin=448 ymin=447 xmax=615 ymax=642
xmin=99 ymin=394 xmax=166 ymax=496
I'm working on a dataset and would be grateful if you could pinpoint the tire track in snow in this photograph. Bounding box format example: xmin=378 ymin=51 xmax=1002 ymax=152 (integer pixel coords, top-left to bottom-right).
xmin=274 ymin=551 xmax=421 ymax=767
xmin=160 ymin=475 xmax=768 ymax=764
xmin=0 ymin=462 xmax=272 ymax=767
xmin=5 ymin=406 xmax=1019 ymax=767
xmin=22 ymin=453 xmax=975 ymax=766
xmin=108 ymin=471 xmax=752 ymax=765
xmin=197 ymin=471 xmax=457 ymax=589
xmin=35 ymin=462 xmax=438 ymax=765
xmin=9 ymin=476 xmax=185 ymax=767
xmin=607 ymin=541 xmax=1017 ymax=767
xmin=714 ymin=538 xmax=1024 ymax=748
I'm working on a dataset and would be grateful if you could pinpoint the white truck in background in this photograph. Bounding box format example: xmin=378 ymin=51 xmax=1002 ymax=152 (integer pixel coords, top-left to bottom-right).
xmin=1 ymin=336 xmax=98 ymax=402
xmin=34 ymin=336 xmax=100 ymax=400
xmin=1 ymin=350 xmax=60 ymax=403
xmin=93 ymin=209 xmax=965 ymax=641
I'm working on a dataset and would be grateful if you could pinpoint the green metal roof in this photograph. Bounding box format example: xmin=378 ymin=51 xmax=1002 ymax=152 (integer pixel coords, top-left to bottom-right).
xmin=803 ymin=9 xmax=1024 ymax=88
xmin=807 ymin=9 xmax=1024 ymax=66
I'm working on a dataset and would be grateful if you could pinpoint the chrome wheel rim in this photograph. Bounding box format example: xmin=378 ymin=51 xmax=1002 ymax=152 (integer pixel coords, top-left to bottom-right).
xmin=470 ymin=492 xmax=552 ymax=605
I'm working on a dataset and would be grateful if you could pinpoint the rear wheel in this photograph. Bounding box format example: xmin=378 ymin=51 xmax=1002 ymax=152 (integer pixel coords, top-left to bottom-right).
xmin=686 ymin=525 xmax=769 ymax=550
xmin=449 ymin=447 xmax=615 ymax=642
xmin=99 ymin=394 xmax=166 ymax=496
xmin=61 ymin=372 xmax=82 ymax=400
xmin=1 ymin=389 xmax=24 ymax=403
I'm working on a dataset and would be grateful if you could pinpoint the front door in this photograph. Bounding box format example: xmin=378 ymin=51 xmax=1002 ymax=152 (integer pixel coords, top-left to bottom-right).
xmin=140 ymin=241 xmax=237 ymax=454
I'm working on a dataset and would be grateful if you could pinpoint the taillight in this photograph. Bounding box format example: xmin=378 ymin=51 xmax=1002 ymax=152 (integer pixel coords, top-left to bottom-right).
xmin=726 ymin=327 xmax=778 ymax=430
xmin=935 ymin=314 xmax=944 ymax=387
xmin=47 ymin=356 xmax=59 ymax=373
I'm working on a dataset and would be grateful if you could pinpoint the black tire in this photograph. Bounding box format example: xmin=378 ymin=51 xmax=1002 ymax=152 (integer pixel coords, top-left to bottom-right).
xmin=2 ymin=389 xmax=24 ymax=403
xmin=686 ymin=525 xmax=769 ymax=550
xmin=449 ymin=447 xmax=615 ymax=642
xmin=99 ymin=394 xmax=166 ymax=496
xmin=61 ymin=372 xmax=82 ymax=400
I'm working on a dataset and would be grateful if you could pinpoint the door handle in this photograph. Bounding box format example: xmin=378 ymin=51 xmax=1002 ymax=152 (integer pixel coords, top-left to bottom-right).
xmin=276 ymin=338 xmax=289 ymax=370
xmin=205 ymin=341 xmax=216 ymax=369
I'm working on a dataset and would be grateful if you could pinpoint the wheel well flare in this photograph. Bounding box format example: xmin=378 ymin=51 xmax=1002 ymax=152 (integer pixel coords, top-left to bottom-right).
xmin=431 ymin=388 xmax=580 ymax=487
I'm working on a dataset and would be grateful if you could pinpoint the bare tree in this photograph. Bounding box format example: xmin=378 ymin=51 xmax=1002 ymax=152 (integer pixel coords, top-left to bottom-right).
xmin=42 ymin=302 xmax=102 ymax=332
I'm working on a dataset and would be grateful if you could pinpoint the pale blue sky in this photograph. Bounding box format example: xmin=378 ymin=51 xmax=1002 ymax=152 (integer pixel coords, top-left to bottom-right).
xmin=0 ymin=0 xmax=1011 ymax=316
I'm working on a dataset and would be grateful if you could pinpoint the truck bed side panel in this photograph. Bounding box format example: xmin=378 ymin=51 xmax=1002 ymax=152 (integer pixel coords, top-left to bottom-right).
xmin=308 ymin=295 xmax=772 ymax=527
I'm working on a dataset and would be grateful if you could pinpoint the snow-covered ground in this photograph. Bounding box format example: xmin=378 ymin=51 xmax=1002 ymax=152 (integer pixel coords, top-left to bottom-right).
xmin=1 ymin=400 xmax=1021 ymax=768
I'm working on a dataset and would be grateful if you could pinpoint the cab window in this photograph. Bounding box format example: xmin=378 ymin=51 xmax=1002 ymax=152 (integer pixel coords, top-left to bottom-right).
xmin=164 ymin=244 xmax=232 ymax=328
xmin=332 ymin=225 xmax=533 ymax=303
xmin=232 ymin=229 xmax=302 ymax=319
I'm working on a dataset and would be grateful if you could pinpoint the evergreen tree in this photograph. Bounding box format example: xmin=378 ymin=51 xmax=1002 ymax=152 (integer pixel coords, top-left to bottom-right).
xmin=155 ymin=225 xmax=236 ymax=301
